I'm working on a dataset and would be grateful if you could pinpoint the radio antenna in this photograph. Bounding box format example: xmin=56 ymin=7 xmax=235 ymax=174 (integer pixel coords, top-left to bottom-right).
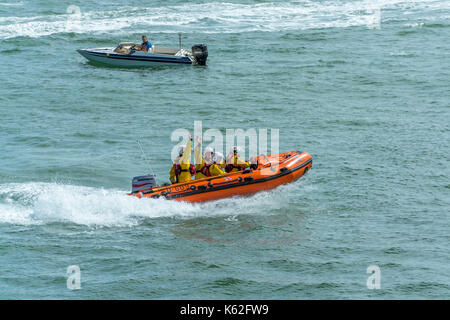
xmin=136 ymin=139 xmax=155 ymax=176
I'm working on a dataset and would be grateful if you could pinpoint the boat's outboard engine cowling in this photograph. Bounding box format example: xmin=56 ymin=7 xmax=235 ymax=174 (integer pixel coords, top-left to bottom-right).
xmin=131 ymin=174 xmax=157 ymax=193
xmin=192 ymin=44 xmax=208 ymax=65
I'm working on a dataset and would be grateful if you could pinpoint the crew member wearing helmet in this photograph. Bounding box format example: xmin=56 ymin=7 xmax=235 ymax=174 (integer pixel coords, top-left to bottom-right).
xmin=194 ymin=136 xmax=225 ymax=179
xmin=213 ymin=152 xmax=226 ymax=168
xmin=225 ymin=146 xmax=251 ymax=173
xmin=170 ymin=135 xmax=195 ymax=184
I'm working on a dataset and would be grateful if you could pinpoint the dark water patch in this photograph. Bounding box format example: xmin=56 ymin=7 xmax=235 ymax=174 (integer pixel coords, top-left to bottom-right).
xmin=221 ymin=48 xmax=239 ymax=53
xmin=37 ymin=10 xmax=63 ymax=16
xmin=133 ymin=257 xmax=158 ymax=266
xmin=103 ymin=139 xmax=118 ymax=144
xmin=265 ymin=259 xmax=305 ymax=272
xmin=396 ymin=30 xmax=419 ymax=36
xmin=195 ymin=110 xmax=214 ymax=116
xmin=73 ymin=132 xmax=96 ymax=138
xmin=383 ymin=262 xmax=403 ymax=268
xmin=266 ymin=46 xmax=307 ymax=54
xmin=273 ymin=281 xmax=341 ymax=294
xmin=423 ymin=23 xmax=449 ymax=29
xmin=223 ymin=71 xmax=249 ymax=77
xmin=316 ymin=59 xmax=348 ymax=68
xmin=326 ymin=60 xmax=347 ymax=66
xmin=261 ymin=107 xmax=283 ymax=112
xmin=394 ymin=282 xmax=450 ymax=293
xmin=209 ymin=277 xmax=256 ymax=288
xmin=0 ymin=48 xmax=23 ymax=54
xmin=384 ymin=247 xmax=407 ymax=255
xmin=191 ymin=261 xmax=221 ymax=270
xmin=325 ymin=119 xmax=384 ymax=128
xmin=280 ymin=31 xmax=331 ymax=42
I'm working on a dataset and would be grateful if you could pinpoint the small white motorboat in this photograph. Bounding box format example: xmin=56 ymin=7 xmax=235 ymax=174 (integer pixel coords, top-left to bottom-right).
xmin=77 ymin=42 xmax=208 ymax=67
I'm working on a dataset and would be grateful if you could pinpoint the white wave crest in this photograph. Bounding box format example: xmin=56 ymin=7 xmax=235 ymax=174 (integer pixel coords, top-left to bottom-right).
xmin=0 ymin=2 xmax=24 ymax=6
xmin=0 ymin=0 xmax=446 ymax=39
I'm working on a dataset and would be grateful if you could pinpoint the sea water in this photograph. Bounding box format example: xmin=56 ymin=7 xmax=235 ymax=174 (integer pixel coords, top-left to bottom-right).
xmin=0 ymin=0 xmax=449 ymax=299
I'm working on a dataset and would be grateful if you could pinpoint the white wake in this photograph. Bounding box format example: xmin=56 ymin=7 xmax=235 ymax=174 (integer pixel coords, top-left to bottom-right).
xmin=0 ymin=181 xmax=292 ymax=227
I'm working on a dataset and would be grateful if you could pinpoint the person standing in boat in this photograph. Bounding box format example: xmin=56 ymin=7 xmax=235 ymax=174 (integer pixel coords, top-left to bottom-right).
xmin=135 ymin=35 xmax=151 ymax=52
xmin=194 ymin=137 xmax=225 ymax=180
xmin=170 ymin=135 xmax=195 ymax=184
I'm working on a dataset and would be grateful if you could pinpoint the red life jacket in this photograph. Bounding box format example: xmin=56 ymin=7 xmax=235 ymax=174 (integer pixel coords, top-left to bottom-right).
xmin=201 ymin=164 xmax=212 ymax=177
xmin=173 ymin=163 xmax=195 ymax=182
xmin=225 ymin=164 xmax=244 ymax=173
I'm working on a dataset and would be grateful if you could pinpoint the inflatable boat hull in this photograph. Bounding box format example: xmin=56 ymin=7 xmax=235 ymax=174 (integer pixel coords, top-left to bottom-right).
xmin=130 ymin=151 xmax=312 ymax=203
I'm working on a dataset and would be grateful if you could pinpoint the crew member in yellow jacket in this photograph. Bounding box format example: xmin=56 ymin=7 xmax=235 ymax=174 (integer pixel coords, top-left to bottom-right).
xmin=170 ymin=135 xmax=195 ymax=184
xmin=194 ymin=136 xmax=225 ymax=179
xmin=225 ymin=146 xmax=251 ymax=173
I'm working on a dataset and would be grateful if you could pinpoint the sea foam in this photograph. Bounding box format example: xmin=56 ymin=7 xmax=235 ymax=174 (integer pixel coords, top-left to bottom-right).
xmin=0 ymin=0 xmax=445 ymax=39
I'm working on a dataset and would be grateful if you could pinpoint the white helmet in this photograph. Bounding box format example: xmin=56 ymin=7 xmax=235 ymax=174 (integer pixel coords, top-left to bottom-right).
xmin=203 ymin=147 xmax=214 ymax=157
xmin=213 ymin=152 xmax=224 ymax=164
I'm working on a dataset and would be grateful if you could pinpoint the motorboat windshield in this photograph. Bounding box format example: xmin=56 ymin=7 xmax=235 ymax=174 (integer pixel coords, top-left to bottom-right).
xmin=113 ymin=42 xmax=139 ymax=54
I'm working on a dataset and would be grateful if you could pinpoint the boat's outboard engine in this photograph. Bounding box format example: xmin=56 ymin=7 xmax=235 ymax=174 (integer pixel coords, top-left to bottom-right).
xmin=131 ymin=174 xmax=157 ymax=193
xmin=192 ymin=44 xmax=208 ymax=65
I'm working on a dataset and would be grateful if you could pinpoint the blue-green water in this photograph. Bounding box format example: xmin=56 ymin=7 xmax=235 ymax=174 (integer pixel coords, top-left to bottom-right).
xmin=0 ymin=0 xmax=449 ymax=299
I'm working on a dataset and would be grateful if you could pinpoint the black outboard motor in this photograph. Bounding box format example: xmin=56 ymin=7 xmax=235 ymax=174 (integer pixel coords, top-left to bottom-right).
xmin=192 ymin=44 xmax=208 ymax=65
xmin=131 ymin=174 xmax=157 ymax=194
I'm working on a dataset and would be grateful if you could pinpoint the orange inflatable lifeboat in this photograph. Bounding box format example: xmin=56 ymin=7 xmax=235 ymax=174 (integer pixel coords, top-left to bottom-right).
xmin=129 ymin=151 xmax=312 ymax=203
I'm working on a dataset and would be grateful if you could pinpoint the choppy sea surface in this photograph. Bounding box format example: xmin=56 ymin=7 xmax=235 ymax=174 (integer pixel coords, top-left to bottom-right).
xmin=0 ymin=0 xmax=449 ymax=299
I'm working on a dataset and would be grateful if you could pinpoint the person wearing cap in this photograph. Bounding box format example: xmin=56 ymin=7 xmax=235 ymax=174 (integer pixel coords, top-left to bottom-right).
xmin=194 ymin=136 xmax=225 ymax=180
xmin=170 ymin=135 xmax=195 ymax=184
xmin=225 ymin=146 xmax=251 ymax=173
